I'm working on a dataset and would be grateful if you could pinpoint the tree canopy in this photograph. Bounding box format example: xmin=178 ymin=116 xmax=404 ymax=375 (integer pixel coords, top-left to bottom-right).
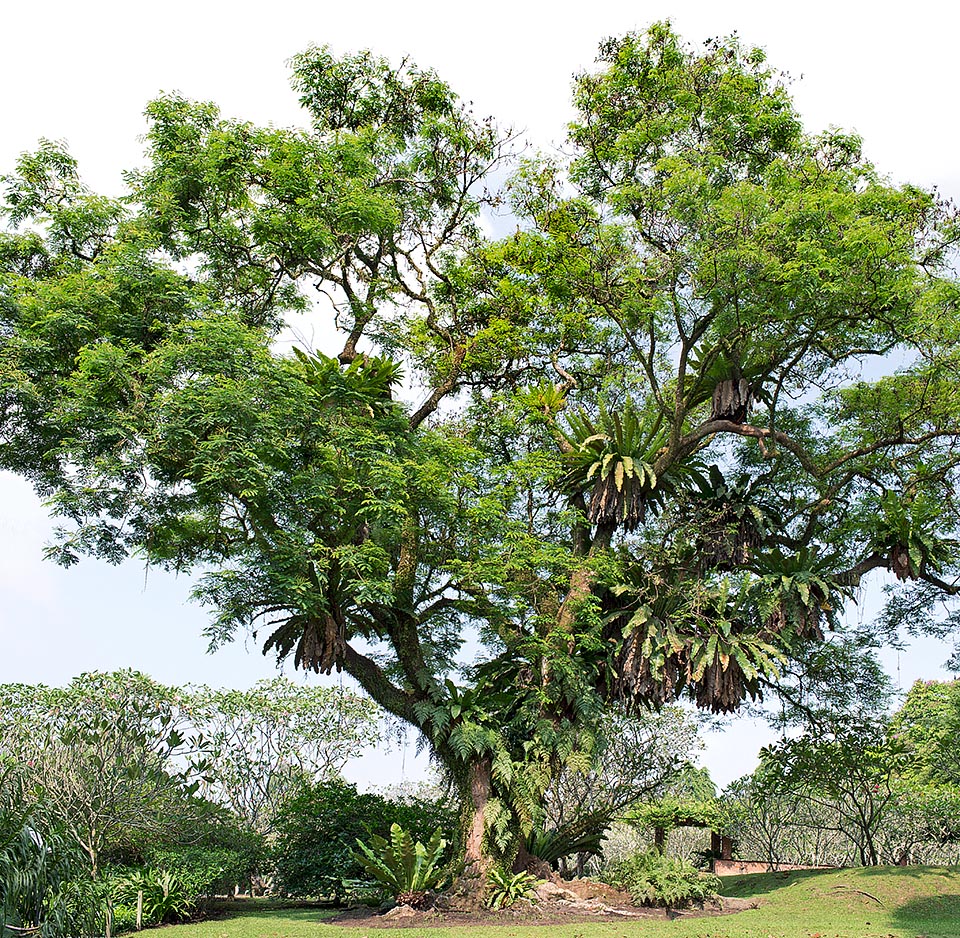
xmin=2 ymin=22 xmax=960 ymax=887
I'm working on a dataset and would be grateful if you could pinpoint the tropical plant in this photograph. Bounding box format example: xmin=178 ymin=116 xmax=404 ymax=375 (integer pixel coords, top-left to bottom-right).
xmin=485 ymin=868 xmax=539 ymax=909
xmin=113 ymin=868 xmax=195 ymax=923
xmin=603 ymin=849 xmax=720 ymax=907
xmin=869 ymin=491 xmax=958 ymax=583
xmin=684 ymin=465 xmax=771 ymax=569
xmin=271 ymin=780 xmax=455 ymax=902
xmin=560 ymin=401 xmax=671 ymax=529
xmin=353 ymin=824 xmax=447 ymax=907
xmin=0 ymin=767 xmax=103 ymax=937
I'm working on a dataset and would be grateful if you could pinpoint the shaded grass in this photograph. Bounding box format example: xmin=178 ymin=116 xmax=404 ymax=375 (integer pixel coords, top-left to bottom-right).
xmin=170 ymin=865 xmax=960 ymax=938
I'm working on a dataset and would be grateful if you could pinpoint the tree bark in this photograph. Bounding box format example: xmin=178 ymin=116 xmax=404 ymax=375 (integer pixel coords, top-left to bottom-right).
xmin=444 ymin=758 xmax=495 ymax=908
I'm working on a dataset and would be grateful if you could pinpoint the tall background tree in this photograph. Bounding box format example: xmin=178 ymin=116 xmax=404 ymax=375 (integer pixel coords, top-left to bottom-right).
xmin=2 ymin=23 xmax=959 ymax=893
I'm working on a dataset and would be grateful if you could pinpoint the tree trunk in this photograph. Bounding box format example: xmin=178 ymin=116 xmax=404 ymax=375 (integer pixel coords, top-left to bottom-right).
xmin=444 ymin=758 xmax=496 ymax=908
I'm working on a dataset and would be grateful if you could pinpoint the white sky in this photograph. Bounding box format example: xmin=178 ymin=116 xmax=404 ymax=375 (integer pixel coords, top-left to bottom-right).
xmin=1 ymin=0 xmax=957 ymax=790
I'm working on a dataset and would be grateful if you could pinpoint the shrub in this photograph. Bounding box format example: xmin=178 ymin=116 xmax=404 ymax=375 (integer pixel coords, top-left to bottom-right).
xmin=353 ymin=824 xmax=446 ymax=906
xmin=602 ymin=850 xmax=720 ymax=907
xmin=485 ymin=868 xmax=539 ymax=909
xmin=109 ymin=903 xmax=147 ymax=934
xmin=113 ymin=868 xmax=195 ymax=923
xmin=145 ymin=845 xmax=259 ymax=901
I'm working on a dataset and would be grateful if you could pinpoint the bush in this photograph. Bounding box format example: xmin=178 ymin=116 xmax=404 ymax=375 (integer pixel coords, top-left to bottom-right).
xmin=109 ymin=903 xmax=148 ymax=934
xmin=272 ymin=780 xmax=455 ymax=901
xmin=113 ymin=868 xmax=194 ymax=924
xmin=145 ymin=844 xmax=259 ymax=901
xmin=602 ymin=850 xmax=720 ymax=907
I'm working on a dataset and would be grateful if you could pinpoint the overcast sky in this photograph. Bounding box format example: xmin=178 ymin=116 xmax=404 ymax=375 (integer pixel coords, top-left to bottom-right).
xmin=2 ymin=0 xmax=957 ymax=789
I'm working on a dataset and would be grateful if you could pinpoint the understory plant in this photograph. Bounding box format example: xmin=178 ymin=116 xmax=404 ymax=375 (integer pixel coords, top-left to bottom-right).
xmin=1 ymin=768 xmax=103 ymax=936
xmin=603 ymin=850 xmax=720 ymax=907
xmin=353 ymin=824 xmax=447 ymax=908
xmin=113 ymin=868 xmax=195 ymax=924
xmin=485 ymin=868 xmax=539 ymax=909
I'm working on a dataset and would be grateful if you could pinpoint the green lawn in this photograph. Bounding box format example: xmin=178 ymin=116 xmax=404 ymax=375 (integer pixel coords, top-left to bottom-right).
xmin=168 ymin=866 xmax=960 ymax=938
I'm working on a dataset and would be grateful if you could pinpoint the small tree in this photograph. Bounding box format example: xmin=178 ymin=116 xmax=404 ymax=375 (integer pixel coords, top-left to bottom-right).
xmin=536 ymin=706 xmax=701 ymax=874
xmin=760 ymin=720 xmax=908 ymax=866
xmin=189 ymin=677 xmax=380 ymax=835
xmin=0 ymin=672 xmax=202 ymax=876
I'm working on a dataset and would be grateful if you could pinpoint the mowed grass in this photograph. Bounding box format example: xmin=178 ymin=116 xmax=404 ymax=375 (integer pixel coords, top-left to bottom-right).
xmin=169 ymin=865 xmax=960 ymax=938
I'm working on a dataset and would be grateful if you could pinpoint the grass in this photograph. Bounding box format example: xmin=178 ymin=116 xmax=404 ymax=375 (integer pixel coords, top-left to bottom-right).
xmin=165 ymin=865 xmax=960 ymax=938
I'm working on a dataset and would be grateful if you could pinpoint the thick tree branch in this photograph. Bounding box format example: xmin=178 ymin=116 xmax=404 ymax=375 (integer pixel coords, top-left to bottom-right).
xmin=341 ymin=641 xmax=418 ymax=723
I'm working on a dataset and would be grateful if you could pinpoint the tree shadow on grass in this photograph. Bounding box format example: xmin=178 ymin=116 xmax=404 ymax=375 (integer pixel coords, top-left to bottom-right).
xmin=718 ymin=867 xmax=835 ymax=898
xmin=855 ymin=863 xmax=960 ymax=880
xmin=889 ymin=892 xmax=960 ymax=937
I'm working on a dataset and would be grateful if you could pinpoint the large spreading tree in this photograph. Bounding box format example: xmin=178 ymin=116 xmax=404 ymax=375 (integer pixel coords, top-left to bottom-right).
xmin=3 ymin=23 xmax=960 ymax=893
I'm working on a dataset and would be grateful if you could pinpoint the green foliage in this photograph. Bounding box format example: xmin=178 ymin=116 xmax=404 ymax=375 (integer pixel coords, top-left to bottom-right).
xmin=3 ymin=22 xmax=960 ymax=881
xmin=603 ymin=850 xmax=720 ymax=907
xmin=0 ymin=767 xmax=103 ymax=936
xmin=560 ymin=400 xmax=670 ymax=529
xmin=484 ymin=868 xmax=539 ymax=909
xmin=758 ymin=719 xmax=909 ymax=867
xmin=113 ymin=867 xmax=195 ymax=923
xmin=892 ymin=679 xmax=960 ymax=786
xmin=109 ymin=903 xmax=144 ymax=934
xmin=525 ymin=819 xmax=606 ymax=867
xmin=143 ymin=845 xmax=259 ymax=904
xmin=0 ymin=672 xmax=203 ymax=876
xmin=353 ymin=824 xmax=447 ymax=902
xmin=271 ymin=780 xmax=455 ymax=901
xmin=628 ymin=798 xmax=723 ymax=835
xmin=187 ymin=677 xmax=381 ymax=836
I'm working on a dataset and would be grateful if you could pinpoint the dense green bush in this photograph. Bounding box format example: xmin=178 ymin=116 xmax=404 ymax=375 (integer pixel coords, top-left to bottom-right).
xmin=109 ymin=903 xmax=145 ymax=934
xmin=603 ymin=850 xmax=720 ymax=907
xmin=145 ymin=844 xmax=260 ymax=901
xmin=272 ymin=780 xmax=456 ymax=901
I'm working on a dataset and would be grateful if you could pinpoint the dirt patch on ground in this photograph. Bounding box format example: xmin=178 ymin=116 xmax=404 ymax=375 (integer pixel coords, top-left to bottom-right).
xmin=327 ymin=880 xmax=759 ymax=929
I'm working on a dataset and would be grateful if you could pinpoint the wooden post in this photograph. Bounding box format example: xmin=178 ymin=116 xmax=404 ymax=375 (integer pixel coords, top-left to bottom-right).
xmin=105 ymin=898 xmax=112 ymax=938
xmin=136 ymin=890 xmax=143 ymax=930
